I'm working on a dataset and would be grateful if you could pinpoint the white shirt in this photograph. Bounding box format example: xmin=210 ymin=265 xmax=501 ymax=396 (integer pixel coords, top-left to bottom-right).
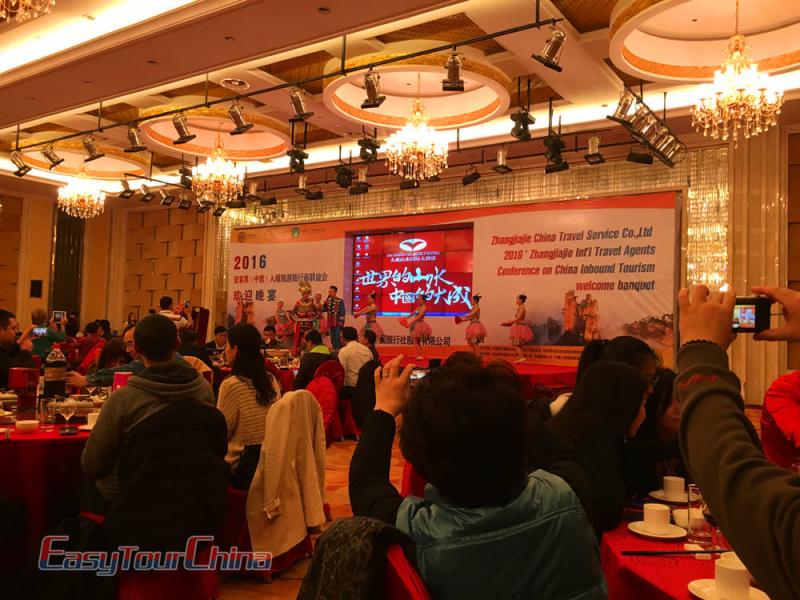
xmin=159 ymin=309 xmax=189 ymax=329
xmin=338 ymin=340 xmax=374 ymax=387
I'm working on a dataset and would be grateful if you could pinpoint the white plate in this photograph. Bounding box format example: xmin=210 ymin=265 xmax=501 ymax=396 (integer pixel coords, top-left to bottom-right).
xmin=628 ymin=521 xmax=687 ymax=540
xmin=649 ymin=489 xmax=699 ymax=504
xmin=688 ymin=579 xmax=769 ymax=599
xmin=78 ymin=424 xmax=93 ymax=431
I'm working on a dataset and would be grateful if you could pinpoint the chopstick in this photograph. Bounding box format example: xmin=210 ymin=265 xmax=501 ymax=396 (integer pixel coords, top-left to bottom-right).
xmin=622 ymin=549 xmax=724 ymax=556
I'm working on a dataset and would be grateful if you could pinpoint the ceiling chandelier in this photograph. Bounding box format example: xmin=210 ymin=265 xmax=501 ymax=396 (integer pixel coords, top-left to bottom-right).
xmin=691 ymin=0 xmax=783 ymax=146
xmin=0 ymin=0 xmax=55 ymax=23
xmin=192 ymin=133 xmax=245 ymax=206
xmin=385 ymin=97 xmax=448 ymax=181
xmin=57 ymin=166 xmax=105 ymax=219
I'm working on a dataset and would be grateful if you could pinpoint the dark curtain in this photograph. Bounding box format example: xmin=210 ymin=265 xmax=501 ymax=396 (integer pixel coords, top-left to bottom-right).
xmin=50 ymin=210 xmax=84 ymax=315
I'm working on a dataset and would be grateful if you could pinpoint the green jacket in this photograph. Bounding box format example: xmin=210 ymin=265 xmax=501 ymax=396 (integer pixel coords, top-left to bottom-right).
xmin=32 ymin=328 xmax=67 ymax=360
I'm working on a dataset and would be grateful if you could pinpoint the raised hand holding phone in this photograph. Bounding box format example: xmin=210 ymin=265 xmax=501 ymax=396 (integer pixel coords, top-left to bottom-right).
xmin=677 ymin=285 xmax=737 ymax=350
xmin=750 ymin=286 xmax=800 ymax=342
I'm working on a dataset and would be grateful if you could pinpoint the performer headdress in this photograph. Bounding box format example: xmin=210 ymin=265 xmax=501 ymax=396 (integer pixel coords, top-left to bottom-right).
xmin=298 ymin=280 xmax=312 ymax=295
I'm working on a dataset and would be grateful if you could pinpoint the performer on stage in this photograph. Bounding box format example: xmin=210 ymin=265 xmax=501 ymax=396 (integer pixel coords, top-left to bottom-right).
xmin=313 ymin=292 xmax=328 ymax=338
xmin=502 ymin=293 xmax=532 ymax=362
xmin=404 ymin=294 xmax=433 ymax=359
xmin=457 ymin=293 xmax=486 ymax=355
xmin=322 ymin=285 xmax=346 ymax=350
xmin=353 ymin=291 xmax=384 ymax=341
xmin=273 ymin=299 xmax=293 ymax=343
xmin=292 ymin=281 xmax=319 ymax=355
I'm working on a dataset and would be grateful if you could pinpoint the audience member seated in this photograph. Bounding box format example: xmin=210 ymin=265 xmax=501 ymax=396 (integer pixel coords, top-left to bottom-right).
xmin=349 ymin=356 xmax=606 ymax=600
xmin=261 ymin=324 xmax=283 ymax=350
xmin=96 ymin=319 xmax=112 ymax=340
xmin=550 ymin=362 xmax=648 ymax=534
xmin=675 ymin=284 xmax=800 ymax=600
xmin=294 ymin=330 xmax=335 ymax=390
xmin=0 ymin=310 xmax=33 ymax=389
xmin=443 ymin=350 xmax=482 ymax=370
xmin=75 ymin=321 xmax=101 ymax=364
xmin=89 ymin=337 xmax=130 ymax=373
xmin=360 ymin=329 xmax=380 ymax=362
xmin=205 ymin=325 xmax=228 ymax=358
xmin=338 ymin=326 xmax=373 ymax=399
xmin=158 ymin=295 xmax=193 ymax=330
xmin=64 ymin=312 xmax=80 ymax=338
xmin=761 ymin=370 xmax=800 ymax=469
xmin=218 ymin=323 xmax=279 ymax=490
xmin=178 ymin=328 xmax=213 ymax=369
xmin=30 ymin=308 xmax=66 ymax=360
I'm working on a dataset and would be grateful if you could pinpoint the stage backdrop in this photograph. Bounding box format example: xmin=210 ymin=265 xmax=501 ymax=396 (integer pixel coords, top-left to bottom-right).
xmin=228 ymin=191 xmax=678 ymax=365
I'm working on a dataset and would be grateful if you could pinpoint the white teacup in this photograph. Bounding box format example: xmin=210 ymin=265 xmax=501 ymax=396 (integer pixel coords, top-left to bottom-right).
xmin=672 ymin=507 xmax=704 ymax=530
xmin=86 ymin=411 xmax=100 ymax=428
xmin=663 ymin=476 xmax=686 ymax=501
xmin=643 ymin=503 xmax=670 ymax=534
xmin=715 ymin=558 xmax=750 ymax=599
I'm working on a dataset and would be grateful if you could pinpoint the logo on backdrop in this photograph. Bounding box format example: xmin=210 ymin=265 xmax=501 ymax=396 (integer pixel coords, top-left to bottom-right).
xmin=399 ymin=238 xmax=427 ymax=252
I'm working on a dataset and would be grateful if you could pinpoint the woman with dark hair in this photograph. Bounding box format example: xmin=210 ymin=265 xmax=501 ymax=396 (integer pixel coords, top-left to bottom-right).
xmin=502 ymin=294 xmax=532 ymax=363
xmin=456 ymin=294 xmax=486 ymax=355
xmin=550 ymin=361 xmax=649 ymax=534
xmin=218 ymin=323 xmax=280 ymax=489
xmin=94 ymin=338 xmax=130 ymax=370
xmin=353 ymin=291 xmax=384 ymax=341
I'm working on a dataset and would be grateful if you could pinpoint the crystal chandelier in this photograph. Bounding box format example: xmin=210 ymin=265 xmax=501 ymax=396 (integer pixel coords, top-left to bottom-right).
xmin=691 ymin=0 xmax=783 ymax=146
xmin=192 ymin=133 xmax=245 ymax=206
xmin=385 ymin=98 xmax=448 ymax=181
xmin=0 ymin=0 xmax=55 ymax=23
xmin=57 ymin=166 xmax=105 ymax=219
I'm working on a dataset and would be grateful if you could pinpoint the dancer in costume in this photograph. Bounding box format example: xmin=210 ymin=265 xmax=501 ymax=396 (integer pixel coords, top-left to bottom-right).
xmin=273 ymin=299 xmax=293 ymax=343
xmin=313 ymin=292 xmax=328 ymax=338
xmin=353 ymin=292 xmax=384 ymax=342
xmin=292 ymin=281 xmax=319 ymax=355
xmin=502 ymin=293 xmax=532 ymax=362
xmin=456 ymin=293 xmax=486 ymax=355
xmin=322 ymin=285 xmax=346 ymax=350
xmin=402 ymin=295 xmax=433 ymax=359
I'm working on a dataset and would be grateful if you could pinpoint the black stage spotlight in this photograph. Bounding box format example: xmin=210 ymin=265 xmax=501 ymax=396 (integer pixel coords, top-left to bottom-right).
xmin=197 ymin=200 xmax=213 ymax=213
xmin=349 ymin=184 xmax=368 ymax=196
xmin=462 ymin=166 xmax=481 ymax=186
xmin=159 ymin=189 xmax=175 ymax=206
xmin=41 ymin=144 xmax=65 ymax=169
xmin=119 ymin=180 xmax=135 ymax=199
xmin=289 ymin=87 xmax=313 ymax=122
xmin=287 ymin=146 xmax=308 ymax=173
xmin=295 ymin=174 xmax=308 ymax=194
xmin=399 ymin=179 xmax=419 ymax=190
xmin=627 ymin=147 xmax=654 ymax=165
xmin=10 ymin=151 xmax=30 ymax=177
xmin=361 ymin=69 xmax=386 ymax=109
xmin=227 ymin=197 xmax=246 ymax=209
xmin=492 ymin=148 xmax=513 ymax=174
xmin=305 ymin=190 xmax=324 ymax=200
xmin=172 ymin=113 xmax=196 ymax=145
xmin=510 ymin=108 xmax=535 ymax=141
xmin=442 ymin=48 xmax=464 ymax=92
xmin=178 ymin=192 xmax=193 ymax=209
xmin=358 ymin=134 xmax=380 ymax=163
xmin=425 ymin=174 xmax=441 ymax=182
xmin=335 ymin=163 xmax=354 ymax=189
xmin=533 ymin=27 xmax=566 ymax=72
xmin=584 ymin=135 xmax=605 ymax=165
xmin=229 ymin=102 xmax=254 ymax=135
xmin=140 ymin=185 xmax=156 ymax=202
xmin=260 ymin=194 xmax=278 ymax=206
xmin=124 ymin=126 xmax=147 ymax=153
xmin=543 ymin=133 xmax=568 ymax=174
xmin=82 ymin=135 xmax=105 ymax=162
xmin=212 ymin=205 xmax=226 ymax=217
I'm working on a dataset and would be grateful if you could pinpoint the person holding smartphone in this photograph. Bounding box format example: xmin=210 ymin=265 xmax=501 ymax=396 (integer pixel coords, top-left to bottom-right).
xmin=675 ymin=285 xmax=800 ymax=600
xmin=30 ymin=308 xmax=66 ymax=360
xmin=158 ymin=296 xmax=192 ymax=330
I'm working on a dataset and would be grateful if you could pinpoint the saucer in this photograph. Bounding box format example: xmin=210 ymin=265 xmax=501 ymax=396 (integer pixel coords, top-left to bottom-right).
xmin=688 ymin=579 xmax=769 ymax=599
xmin=649 ymin=489 xmax=699 ymax=504
xmin=628 ymin=521 xmax=687 ymax=540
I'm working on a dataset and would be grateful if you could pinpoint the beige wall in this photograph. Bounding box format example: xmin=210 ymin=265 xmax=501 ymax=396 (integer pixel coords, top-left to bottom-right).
xmin=0 ymin=194 xmax=23 ymax=313
xmin=80 ymin=208 xmax=112 ymax=326
xmin=17 ymin=194 xmax=54 ymax=325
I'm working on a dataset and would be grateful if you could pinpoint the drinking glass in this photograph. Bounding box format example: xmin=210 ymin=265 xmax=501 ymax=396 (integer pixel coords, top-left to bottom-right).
xmin=38 ymin=399 xmax=55 ymax=432
xmin=686 ymin=484 xmax=713 ymax=548
xmin=58 ymin=400 xmax=77 ymax=428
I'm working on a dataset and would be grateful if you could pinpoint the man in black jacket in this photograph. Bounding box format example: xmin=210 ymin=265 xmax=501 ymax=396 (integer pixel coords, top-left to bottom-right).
xmin=177 ymin=328 xmax=214 ymax=369
xmin=0 ymin=309 xmax=32 ymax=389
xmin=294 ymin=329 xmax=335 ymax=390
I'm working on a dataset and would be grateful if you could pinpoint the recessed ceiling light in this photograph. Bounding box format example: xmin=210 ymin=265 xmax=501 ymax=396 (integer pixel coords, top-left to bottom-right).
xmin=145 ymin=59 xmax=158 ymax=65
xmin=691 ymin=18 xmax=698 ymax=22
xmin=318 ymin=6 xmax=330 ymax=14
xmin=220 ymin=77 xmax=250 ymax=92
xmin=224 ymin=35 xmax=235 ymax=42
xmin=82 ymin=14 xmax=95 ymax=21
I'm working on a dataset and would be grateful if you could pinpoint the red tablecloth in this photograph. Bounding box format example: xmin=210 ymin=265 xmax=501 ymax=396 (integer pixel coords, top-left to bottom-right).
xmin=601 ymin=522 xmax=715 ymax=600
xmin=0 ymin=425 xmax=90 ymax=573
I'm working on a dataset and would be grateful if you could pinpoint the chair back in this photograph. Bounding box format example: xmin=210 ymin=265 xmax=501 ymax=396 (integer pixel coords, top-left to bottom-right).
xmin=385 ymin=544 xmax=432 ymax=600
xmin=400 ymin=461 xmax=428 ymax=497
xmin=306 ymin=376 xmax=342 ymax=446
xmin=314 ymin=360 xmax=345 ymax=394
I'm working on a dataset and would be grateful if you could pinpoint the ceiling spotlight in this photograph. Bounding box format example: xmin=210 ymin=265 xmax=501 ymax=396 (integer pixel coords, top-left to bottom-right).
xmin=462 ymin=166 xmax=481 ymax=186
xmin=140 ymin=184 xmax=155 ymax=202
xmin=608 ymin=89 xmax=636 ymax=124
xmin=179 ymin=166 xmax=192 ymax=189
xmin=399 ymin=179 xmax=419 ymax=190
xmin=82 ymin=135 xmax=105 ymax=162
xmin=543 ymin=133 xmax=568 ymax=174
xmin=172 ymin=113 xmax=196 ymax=145
xmin=627 ymin=147 xmax=654 ymax=165
xmin=41 ymin=144 xmax=64 ymax=169
xmin=287 ymin=146 xmax=308 ymax=173
xmin=119 ymin=180 xmax=135 ymax=199
xmin=349 ymin=184 xmax=368 ymax=196
xmin=350 ymin=166 xmax=370 ymax=195
xmin=510 ymin=108 xmax=535 ymax=141
xmin=159 ymin=189 xmax=175 ymax=206
xmin=228 ymin=102 xmax=253 ymax=135
xmin=358 ymin=134 xmax=380 ymax=163
xmin=295 ymin=174 xmax=308 ymax=194
xmin=260 ymin=194 xmax=278 ymax=206
xmin=212 ymin=205 xmax=227 ymax=217
xmin=425 ymin=174 xmax=441 ymax=182
xmin=289 ymin=87 xmax=313 ymax=122
xmin=227 ymin=197 xmax=246 ymax=209
xmin=361 ymin=69 xmax=386 ymax=109
xmin=178 ymin=192 xmax=193 ymax=209
xmin=492 ymin=148 xmax=513 ymax=174
xmin=533 ymin=27 xmax=566 ymax=72
xmin=335 ymin=163 xmax=354 ymax=188
xmin=584 ymin=135 xmax=605 ymax=165
xmin=124 ymin=126 xmax=147 ymax=153
xmin=10 ymin=151 xmax=31 ymax=177
xmin=305 ymin=190 xmax=324 ymax=200
xmin=442 ymin=48 xmax=464 ymax=92
xmin=197 ymin=200 xmax=213 ymax=213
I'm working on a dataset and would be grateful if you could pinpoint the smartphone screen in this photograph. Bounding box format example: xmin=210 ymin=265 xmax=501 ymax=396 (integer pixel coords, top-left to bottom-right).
xmin=732 ymin=297 xmax=771 ymax=333
xmin=32 ymin=327 xmax=48 ymax=336
xmin=52 ymin=310 xmax=66 ymax=323
xmin=410 ymin=368 xmax=428 ymax=381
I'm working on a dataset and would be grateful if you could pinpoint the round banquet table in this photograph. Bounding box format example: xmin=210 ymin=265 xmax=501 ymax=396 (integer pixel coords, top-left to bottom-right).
xmin=0 ymin=425 xmax=90 ymax=573
xmin=601 ymin=521 xmax=715 ymax=600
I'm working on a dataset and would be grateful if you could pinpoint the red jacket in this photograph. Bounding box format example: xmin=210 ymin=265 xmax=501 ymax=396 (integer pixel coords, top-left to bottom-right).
xmin=761 ymin=370 xmax=800 ymax=469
